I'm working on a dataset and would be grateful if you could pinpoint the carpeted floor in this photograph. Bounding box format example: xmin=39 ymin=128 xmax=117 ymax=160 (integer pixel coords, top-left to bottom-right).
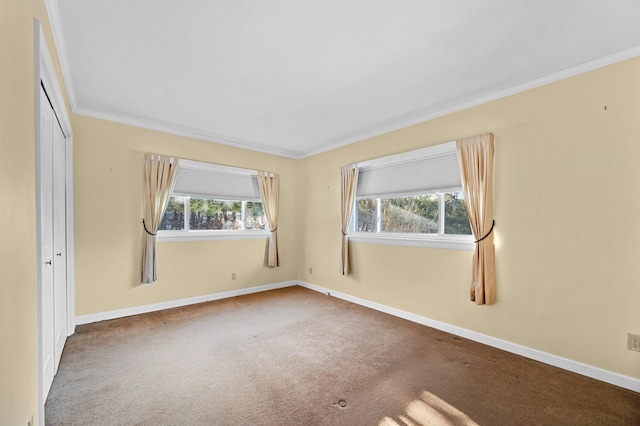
xmin=46 ymin=286 xmax=640 ymax=425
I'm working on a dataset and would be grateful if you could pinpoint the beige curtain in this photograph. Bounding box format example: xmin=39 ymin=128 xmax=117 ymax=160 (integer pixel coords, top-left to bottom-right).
xmin=457 ymin=134 xmax=496 ymax=305
xmin=141 ymin=154 xmax=179 ymax=283
xmin=340 ymin=164 xmax=359 ymax=275
xmin=257 ymin=171 xmax=280 ymax=267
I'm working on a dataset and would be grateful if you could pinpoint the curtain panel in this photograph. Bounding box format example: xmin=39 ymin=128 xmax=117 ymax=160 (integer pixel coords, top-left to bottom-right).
xmin=340 ymin=164 xmax=359 ymax=275
xmin=257 ymin=171 xmax=280 ymax=267
xmin=141 ymin=154 xmax=179 ymax=283
xmin=456 ymin=133 xmax=496 ymax=305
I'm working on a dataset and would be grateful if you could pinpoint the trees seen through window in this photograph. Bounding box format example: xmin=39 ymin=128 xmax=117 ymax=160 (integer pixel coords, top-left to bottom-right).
xmin=355 ymin=192 xmax=471 ymax=236
xmin=159 ymin=196 xmax=265 ymax=232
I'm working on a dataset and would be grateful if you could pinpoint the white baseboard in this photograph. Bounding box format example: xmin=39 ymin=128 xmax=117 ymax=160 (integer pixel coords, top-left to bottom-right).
xmin=76 ymin=280 xmax=298 ymax=325
xmin=75 ymin=279 xmax=639 ymax=393
xmin=297 ymin=281 xmax=640 ymax=393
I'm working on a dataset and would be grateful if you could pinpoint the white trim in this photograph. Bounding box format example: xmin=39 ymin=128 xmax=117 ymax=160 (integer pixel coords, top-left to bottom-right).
xmin=35 ymin=19 xmax=76 ymax=426
xmin=44 ymin=0 xmax=77 ymax=110
xmin=157 ymin=230 xmax=269 ymax=243
xmin=357 ymin=141 xmax=456 ymax=169
xmin=437 ymin=193 xmax=445 ymax=235
xmin=58 ymin=44 xmax=638 ymax=161
xmin=76 ymin=281 xmax=298 ymax=325
xmin=37 ymin=24 xmax=76 ymax=333
xmin=41 ymin=5 xmax=640 ymax=163
xmin=300 ymin=46 xmax=640 ymax=159
xmin=65 ymin=135 xmax=76 ymax=336
xmin=34 ymin=34 xmax=45 ymax=426
xmin=37 ymin=29 xmax=71 ymax=135
xmin=74 ymin=107 xmax=300 ymax=159
xmin=297 ymin=281 xmax=640 ymax=393
xmin=350 ymin=233 xmax=474 ymax=251
xmin=179 ymin=159 xmax=258 ymax=176
xmin=72 ymin=279 xmax=640 ymax=392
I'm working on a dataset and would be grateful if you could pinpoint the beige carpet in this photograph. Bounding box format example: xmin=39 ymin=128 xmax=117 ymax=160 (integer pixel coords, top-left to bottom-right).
xmin=46 ymin=286 xmax=640 ymax=425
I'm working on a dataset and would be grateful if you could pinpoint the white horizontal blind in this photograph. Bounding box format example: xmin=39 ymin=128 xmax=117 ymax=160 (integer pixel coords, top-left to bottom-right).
xmin=356 ymin=142 xmax=461 ymax=198
xmin=173 ymin=160 xmax=261 ymax=201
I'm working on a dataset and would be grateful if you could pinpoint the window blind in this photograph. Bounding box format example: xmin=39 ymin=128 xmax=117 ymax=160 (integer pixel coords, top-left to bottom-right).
xmin=356 ymin=142 xmax=461 ymax=198
xmin=172 ymin=160 xmax=261 ymax=201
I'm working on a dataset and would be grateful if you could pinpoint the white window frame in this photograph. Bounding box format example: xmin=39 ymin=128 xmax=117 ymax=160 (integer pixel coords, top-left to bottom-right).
xmin=350 ymin=142 xmax=474 ymax=251
xmin=157 ymin=161 xmax=269 ymax=242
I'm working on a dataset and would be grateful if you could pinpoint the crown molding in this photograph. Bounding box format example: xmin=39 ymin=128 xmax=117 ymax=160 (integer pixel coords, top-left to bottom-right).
xmin=299 ymin=46 xmax=640 ymax=159
xmin=73 ymin=107 xmax=301 ymax=159
xmin=44 ymin=2 xmax=640 ymax=162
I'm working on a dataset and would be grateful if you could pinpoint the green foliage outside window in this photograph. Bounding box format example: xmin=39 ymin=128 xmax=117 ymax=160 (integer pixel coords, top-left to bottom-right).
xmin=382 ymin=195 xmax=439 ymax=233
xmin=444 ymin=192 xmax=472 ymax=235
xmin=189 ymin=199 xmax=242 ymax=230
xmin=355 ymin=192 xmax=471 ymax=236
xmin=356 ymin=199 xmax=376 ymax=232
xmin=246 ymin=202 xmax=266 ymax=230
xmin=160 ymin=196 xmax=185 ymax=230
xmin=158 ymin=196 xmax=265 ymax=232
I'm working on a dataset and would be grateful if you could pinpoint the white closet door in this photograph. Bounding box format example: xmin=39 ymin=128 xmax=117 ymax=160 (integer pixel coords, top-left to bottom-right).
xmin=39 ymin=86 xmax=55 ymax=400
xmin=52 ymin=112 xmax=68 ymax=371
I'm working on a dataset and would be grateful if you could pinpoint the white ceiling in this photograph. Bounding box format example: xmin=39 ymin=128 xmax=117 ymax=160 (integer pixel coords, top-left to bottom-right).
xmin=49 ymin=1 xmax=640 ymax=158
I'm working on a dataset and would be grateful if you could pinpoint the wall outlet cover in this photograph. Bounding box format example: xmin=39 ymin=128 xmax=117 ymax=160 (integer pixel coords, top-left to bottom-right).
xmin=628 ymin=333 xmax=640 ymax=352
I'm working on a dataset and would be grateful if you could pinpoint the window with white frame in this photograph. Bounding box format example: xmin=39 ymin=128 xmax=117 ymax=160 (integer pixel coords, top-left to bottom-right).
xmin=351 ymin=141 xmax=473 ymax=250
xmin=157 ymin=160 xmax=268 ymax=241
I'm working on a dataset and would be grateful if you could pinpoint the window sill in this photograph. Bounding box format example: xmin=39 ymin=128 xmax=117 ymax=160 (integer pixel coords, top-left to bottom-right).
xmin=157 ymin=230 xmax=269 ymax=242
xmin=349 ymin=233 xmax=474 ymax=251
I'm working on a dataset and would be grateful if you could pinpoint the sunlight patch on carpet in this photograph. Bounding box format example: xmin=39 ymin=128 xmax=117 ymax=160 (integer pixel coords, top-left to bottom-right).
xmin=379 ymin=391 xmax=479 ymax=426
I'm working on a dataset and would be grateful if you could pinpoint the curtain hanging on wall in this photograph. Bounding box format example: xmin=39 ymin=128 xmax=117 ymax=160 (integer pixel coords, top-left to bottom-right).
xmin=141 ymin=154 xmax=179 ymax=283
xmin=340 ymin=164 xmax=359 ymax=275
xmin=257 ymin=171 xmax=280 ymax=267
xmin=456 ymin=133 xmax=496 ymax=305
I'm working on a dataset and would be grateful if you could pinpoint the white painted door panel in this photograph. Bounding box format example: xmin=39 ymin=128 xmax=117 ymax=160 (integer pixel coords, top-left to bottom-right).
xmin=53 ymin=114 xmax=68 ymax=372
xmin=40 ymin=86 xmax=55 ymax=400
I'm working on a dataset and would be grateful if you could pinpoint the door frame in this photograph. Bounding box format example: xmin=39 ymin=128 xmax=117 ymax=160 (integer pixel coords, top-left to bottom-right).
xmin=35 ymin=19 xmax=75 ymax=425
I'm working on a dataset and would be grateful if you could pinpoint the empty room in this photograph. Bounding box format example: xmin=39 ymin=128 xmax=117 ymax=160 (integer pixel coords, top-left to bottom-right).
xmin=2 ymin=0 xmax=640 ymax=424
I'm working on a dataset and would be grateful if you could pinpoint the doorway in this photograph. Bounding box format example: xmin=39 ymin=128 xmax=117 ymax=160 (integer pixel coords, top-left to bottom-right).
xmin=36 ymin=20 xmax=76 ymax=424
xmin=38 ymin=84 xmax=68 ymax=399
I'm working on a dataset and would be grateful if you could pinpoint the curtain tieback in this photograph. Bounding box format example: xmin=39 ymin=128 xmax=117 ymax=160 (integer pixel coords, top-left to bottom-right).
xmin=341 ymin=231 xmax=349 ymax=236
xmin=474 ymin=220 xmax=495 ymax=243
xmin=142 ymin=219 xmax=157 ymax=236
xmin=270 ymin=226 xmax=277 ymax=232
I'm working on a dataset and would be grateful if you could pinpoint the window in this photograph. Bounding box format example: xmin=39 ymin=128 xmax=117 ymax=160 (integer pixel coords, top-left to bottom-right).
xmin=157 ymin=160 xmax=268 ymax=242
xmin=356 ymin=192 xmax=471 ymax=235
xmin=159 ymin=197 xmax=265 ymax=232
xmin=160 ymin=196 xmax=186 ymax=231
xmin=351 ymin=142 xmax=473 ymax=250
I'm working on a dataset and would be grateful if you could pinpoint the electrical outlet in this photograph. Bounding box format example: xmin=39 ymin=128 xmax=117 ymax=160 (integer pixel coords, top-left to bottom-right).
xmin=309 ymin=267 xmax=312 ymax=274
xmin=628 ymin=333 xmax=640 ymax=352
xmin=231 ymin=272 xmax=236 ymax=281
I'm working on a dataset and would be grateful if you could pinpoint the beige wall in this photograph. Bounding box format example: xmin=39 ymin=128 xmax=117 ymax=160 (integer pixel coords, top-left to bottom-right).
xmin=297 ymin=58 xmax=640 ymax=379
xmin=73 ymin=116 xmax=299 ymax=315
xmin=0 ymin=0 xmax=71 ymax=424
xmin=1 ymin=3 xmax=638 ymax=422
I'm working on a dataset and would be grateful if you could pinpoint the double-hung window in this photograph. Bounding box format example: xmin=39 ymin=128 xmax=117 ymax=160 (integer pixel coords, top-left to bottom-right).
xmin=351 ymin=141 xmax=473 ymax=250
xmin=157 ymin=160 xmax=268 ymax=242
